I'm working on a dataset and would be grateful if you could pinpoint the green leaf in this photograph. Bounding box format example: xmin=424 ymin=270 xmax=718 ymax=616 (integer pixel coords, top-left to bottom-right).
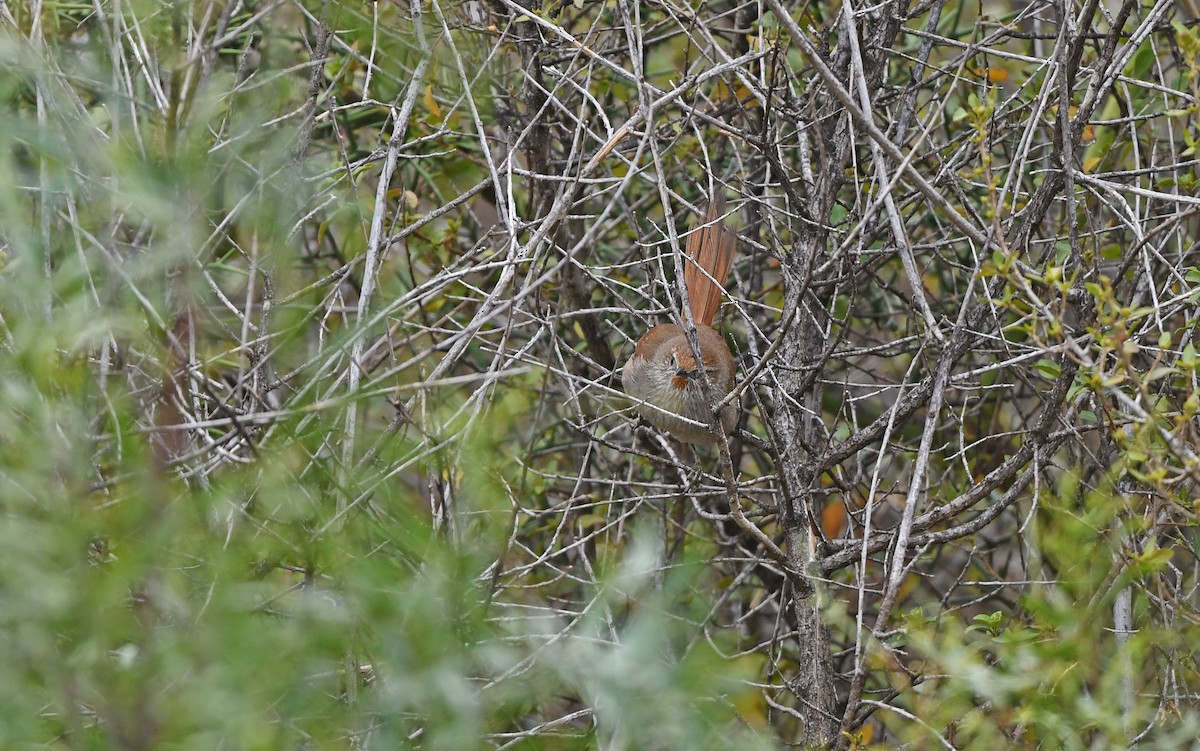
xmin=1182 ymin=343 xmax=1198 ymax=369
xmin=1033 ymin=358 xmax=1061 ymax=379
xmin=1146 ymin=366 xmax=1178 ymax=382
xmin=965 ymin=611 xmax=1004 ymax=636
xmin=1131 ymin=545 xmax=1173 ymax=573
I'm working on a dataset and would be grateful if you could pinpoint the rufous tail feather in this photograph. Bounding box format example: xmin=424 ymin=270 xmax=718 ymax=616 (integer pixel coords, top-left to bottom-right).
xmin=683 ymin=196 xmax=737 ymax=327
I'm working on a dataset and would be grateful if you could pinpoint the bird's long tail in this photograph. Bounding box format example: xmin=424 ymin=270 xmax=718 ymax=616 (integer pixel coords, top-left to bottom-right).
xmin=683 ymin=195 xmax=737 ymax=327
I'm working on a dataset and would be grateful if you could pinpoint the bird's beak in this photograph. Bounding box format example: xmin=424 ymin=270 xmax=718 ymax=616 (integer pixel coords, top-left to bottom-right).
xmin=675 ymin=368 xmax=690 ymax=379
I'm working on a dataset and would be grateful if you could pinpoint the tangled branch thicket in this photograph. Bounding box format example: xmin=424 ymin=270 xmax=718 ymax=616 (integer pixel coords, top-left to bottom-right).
xmin=5 ymin=0 xmax=1200 ymax=748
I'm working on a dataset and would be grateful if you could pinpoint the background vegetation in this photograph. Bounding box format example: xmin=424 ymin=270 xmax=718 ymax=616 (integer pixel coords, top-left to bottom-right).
xmin=3 ymin=0 xmax=1200 ymax=748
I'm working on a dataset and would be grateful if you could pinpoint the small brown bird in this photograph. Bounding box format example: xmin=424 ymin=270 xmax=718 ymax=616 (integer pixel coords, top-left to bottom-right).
xmin=622 ymin=197 xmax=738 ymax=444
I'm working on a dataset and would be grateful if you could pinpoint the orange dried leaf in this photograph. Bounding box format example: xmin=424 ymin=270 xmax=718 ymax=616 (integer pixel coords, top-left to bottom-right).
xmin=423 ymin=84 xmax=441 ymax=118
